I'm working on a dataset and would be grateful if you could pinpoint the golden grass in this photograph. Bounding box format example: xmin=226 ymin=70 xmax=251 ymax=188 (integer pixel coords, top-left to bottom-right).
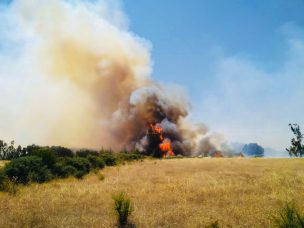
xmin=0 ymin=158 xmax=304 ymax=227
xmin=0 ymin=160 xmax=9 ymax=168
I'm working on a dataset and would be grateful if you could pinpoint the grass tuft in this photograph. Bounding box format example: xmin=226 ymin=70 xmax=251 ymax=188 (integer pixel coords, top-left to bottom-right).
xmin=113 ymin=192 xmax=133 ymax=227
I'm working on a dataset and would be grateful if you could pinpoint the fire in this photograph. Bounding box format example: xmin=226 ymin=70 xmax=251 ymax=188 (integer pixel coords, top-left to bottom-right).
xmin=147 ymin=123 xmax=175 ymax=158
xmin=159 ymin=138 xmax=175 ymax=158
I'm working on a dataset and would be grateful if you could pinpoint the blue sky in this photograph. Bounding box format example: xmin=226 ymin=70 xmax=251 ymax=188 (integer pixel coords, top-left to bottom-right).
xmin=123 ymin=0 xmax=304 ymax=152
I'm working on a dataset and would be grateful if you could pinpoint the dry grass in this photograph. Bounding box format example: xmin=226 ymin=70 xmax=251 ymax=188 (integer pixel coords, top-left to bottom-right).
xmin=0 ymin=158 xmax=304 ymax=227
xmin=0 ymin=160 xmax=9 ymax=168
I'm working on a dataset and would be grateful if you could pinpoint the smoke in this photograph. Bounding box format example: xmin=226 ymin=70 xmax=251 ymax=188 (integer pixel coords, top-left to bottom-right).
xmin=0 ymin=0 xmax=226 ymax=155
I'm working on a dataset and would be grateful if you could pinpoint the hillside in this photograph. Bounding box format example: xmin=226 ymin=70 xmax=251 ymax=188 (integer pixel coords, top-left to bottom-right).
xmin=0 ymin=158 xmax=304 ymax=227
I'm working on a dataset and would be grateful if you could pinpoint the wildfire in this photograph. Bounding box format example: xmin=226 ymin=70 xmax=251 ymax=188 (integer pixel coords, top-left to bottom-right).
xmin=148 ymin=123 xmax=175 ymax=158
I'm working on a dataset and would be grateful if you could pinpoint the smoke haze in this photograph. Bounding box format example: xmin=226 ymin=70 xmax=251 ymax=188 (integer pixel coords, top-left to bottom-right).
xmin=0 ymin=0 xmax=226 ymax=155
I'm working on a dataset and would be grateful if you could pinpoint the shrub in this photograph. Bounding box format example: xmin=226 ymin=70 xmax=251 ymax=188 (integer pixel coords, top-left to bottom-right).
xmin=74 ymin=170 xmax=87 ymax=179
xmin=0 ymin=177 xmax=19 ymax=195
xmin=205 ymin=221 xmax=220 ymax=228
xmin=22 ymin=144 xmax=41 ymax=156
xmin=51 ymin=162 xmax=77 ymax=178
xmin=51 ymin=146 xmax=74 ymax=157
xmin=96 ymin=172 xmax=105 ymax=181
xmin=99 ymin=152 xmax=117 ymax=166
xmin=76 ymin=149 xmax=99 ymax=157
xmin=65 ymin=157 xmax=91 ymax=176
xmin=116 ymin=152 xmax=144 ymax=163
xmin=4 ymin=156 xmax=53 ymax=184
xmin=113 ymin=192 xmax=133 ymax=227
xmin=31 ymin=147 xmax=57 ymax=168
xmin=272 ymin=203 xmax=304 ymax=227
xmin=87 ymin=155 xmax=105 ymax=169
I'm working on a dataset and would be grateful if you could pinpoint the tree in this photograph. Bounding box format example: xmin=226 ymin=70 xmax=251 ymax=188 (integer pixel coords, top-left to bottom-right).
xmin=242 ymin=143 xmax=264 ymax=157
xmin=0 ymin=140 xmax=21 ymax=160
xmin=286 ymin=123 xmax=304 ymax=157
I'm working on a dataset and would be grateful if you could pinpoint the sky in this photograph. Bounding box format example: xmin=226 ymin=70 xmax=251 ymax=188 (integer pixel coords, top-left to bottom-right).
xmin=122 ymin=0 xmax=304 ymax=153
xmin=1 ymin=0 xmax=304 ymax=156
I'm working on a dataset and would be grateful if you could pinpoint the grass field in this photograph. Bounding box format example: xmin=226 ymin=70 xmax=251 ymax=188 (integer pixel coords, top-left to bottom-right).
xmin=0 ymin=158 xmax=303 ymax=227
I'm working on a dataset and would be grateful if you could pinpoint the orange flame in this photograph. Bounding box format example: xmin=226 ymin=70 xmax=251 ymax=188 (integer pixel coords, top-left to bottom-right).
xmin=148 ymin=123 xmax=175 ymax=158
xmin=160 ymin=138 xmax=175 ymax=158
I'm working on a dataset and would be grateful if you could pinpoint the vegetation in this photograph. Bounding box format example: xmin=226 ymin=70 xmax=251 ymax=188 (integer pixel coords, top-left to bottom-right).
xmin=287 ymin=123 xmax=304 ymax=157
xmin=272 ymin=203 xmax=304 ymax=227
xmin=113 ymin=192 xmax=134 ymax=227
xmin=0 ymin=140 xmax=23 ymax=160
xmin=0 ymin=139 xmax=145 ymax=189
xmin=0 ymin=158 xmax=303 ymax=227
xmin=4 ymin=156 xmax=53 ymax=184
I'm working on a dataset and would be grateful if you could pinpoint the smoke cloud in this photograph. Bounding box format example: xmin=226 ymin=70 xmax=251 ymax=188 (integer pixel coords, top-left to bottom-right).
xmin=0 ymin=0 xmax=226 ymax=155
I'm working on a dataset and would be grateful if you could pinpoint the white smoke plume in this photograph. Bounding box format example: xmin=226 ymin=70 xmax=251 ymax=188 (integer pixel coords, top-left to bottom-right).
xmin=0 ymin=0 xmax=226 ymax=155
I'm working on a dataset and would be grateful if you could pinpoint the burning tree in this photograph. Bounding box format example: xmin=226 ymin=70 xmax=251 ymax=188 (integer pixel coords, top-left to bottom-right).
xmin=146 ymin=123 xmax=175 ymax=158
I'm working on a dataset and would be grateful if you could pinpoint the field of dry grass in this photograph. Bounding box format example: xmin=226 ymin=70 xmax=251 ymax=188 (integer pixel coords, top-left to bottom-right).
xmin=0 ymin=158 xmax=303 ymax=227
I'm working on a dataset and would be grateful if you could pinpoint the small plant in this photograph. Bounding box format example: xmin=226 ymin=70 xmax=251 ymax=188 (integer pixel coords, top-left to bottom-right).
xmin=272 ymin=202 xmax=304 ymax=227
xmin=0 ymin=168 xmax=16 ymax=194
xmin=205 ymin=220 xmax=220 ymax=228
xmin=96 ymin=172 xmax=105 ymax=181
xmin=113 ymin=192 xmax=133 ymax=227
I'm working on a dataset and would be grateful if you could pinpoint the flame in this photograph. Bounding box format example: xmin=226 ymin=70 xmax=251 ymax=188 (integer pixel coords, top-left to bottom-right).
xmin=160 ymin=138 xmax=175 ymax=158
xmin=148 ymin=123 xmax=175 ymax=158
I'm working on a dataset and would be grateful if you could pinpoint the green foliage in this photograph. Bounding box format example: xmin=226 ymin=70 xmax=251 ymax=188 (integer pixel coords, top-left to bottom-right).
xmin=76 ymin=149 xmax=99 ymax=157
xmin=272 ymin=203 xmax=304 ymax=227
xmin=0 ymin=169 xmax=18 ymax=194
xmin=113 ymin=192 xmax=133 ymax=227
xmin=31 ymin=148 xmax=57 ymax=168
xmin=87 ymin=155 xmax=105 ymax=169
xmin=116 ymin=152 xmax=144 ymax=163
xmin=286 ymin=124 xmax=304 ymax=157
xmin=64 ymin=157 xmax=91 ymax=177
xmin=22 ymin=144 xmax=41 ymax=156
xmin=4 ymin=156 xmax=53 ymax=184
xmin=51 ymin=146 xmax=74 ymax=157
xmin=99 ymin=151 xmax=117 ymax=166
xmin=0 ymin=140 xmax=146 ymax=190
xmin=51 ymin=162 xmax=77 ymax=178
xmin=0 ymin=140 xmax=23 ymax=160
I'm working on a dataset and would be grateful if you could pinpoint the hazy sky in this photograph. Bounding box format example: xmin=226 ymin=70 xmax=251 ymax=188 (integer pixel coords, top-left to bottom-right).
xmin=123 ymin=0 xmax=304 ymax=151
xmin=1 ymin=0 xmax=304 ymax=153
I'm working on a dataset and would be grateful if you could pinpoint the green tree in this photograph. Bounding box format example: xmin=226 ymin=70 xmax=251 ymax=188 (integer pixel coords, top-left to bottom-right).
xmin=286 ymin=124 xmax=304 ymax=157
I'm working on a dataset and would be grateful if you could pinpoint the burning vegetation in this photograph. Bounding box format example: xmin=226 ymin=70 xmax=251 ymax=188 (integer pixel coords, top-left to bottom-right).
xmin=146 ymin=123 xmax=175 ymax=158
xmin=0 ymin=0 xmax=228 ymax=157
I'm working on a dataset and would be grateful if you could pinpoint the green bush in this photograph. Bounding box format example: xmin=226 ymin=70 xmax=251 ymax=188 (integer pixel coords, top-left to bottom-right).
xmin=22 ymin=144 xmax=41 ymax=156
xmin=4 ymin=156 xmax=53 ymax=184
xmin=76 ymin=149 xmax=99 ymax=157
xmin=99 ymin=152 xmax=117 ymax=166
xmin=87 ymin=155 xmax=105 ymax=169
xmin=116 ymin=152 xmax=144 ymax=162
xmin=31 ymin=148 xmax=57 ymax=168
xmin=272 ymin=203 xmax=304 ymax=227
xmin=51 ymin=162 xmax=77 ymax=178
xmin=51 ymin=146 xmax=74 ymax=157
xmin=65 ymin=157 xmax=91 ymax=176
xmin=113 ymin=192 xmax=133 ymax=227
